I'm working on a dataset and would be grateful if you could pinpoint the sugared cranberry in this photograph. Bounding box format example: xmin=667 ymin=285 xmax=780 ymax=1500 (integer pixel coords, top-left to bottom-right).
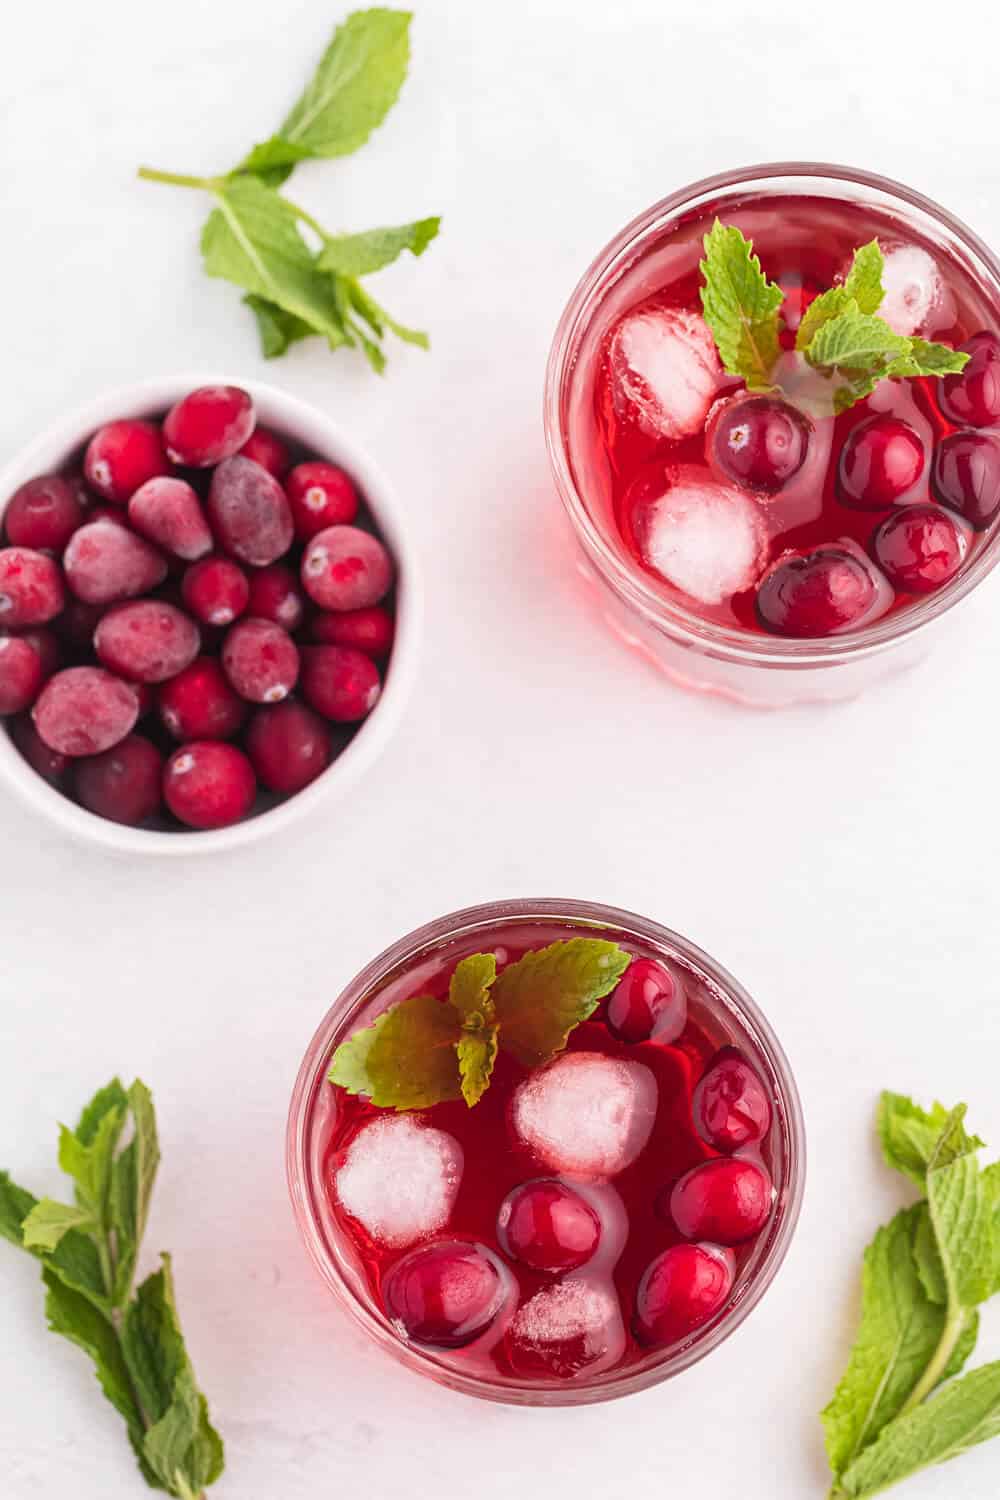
xmin=713 ymin=396 xmax=810 ymax=493
xmin=245 ymin=699 xmax=332 ymax=793
xmin=667 ymin=1158 xmax=773 ymax=1245
xmin=181 ymin=556 xmax=249 ymax=627
xmin=4 ymin=476 xmax=84 ymax=552
xmin=84 ymin=420 xmax=168 ymax=504
xmin=222 ymin=618 xmax=299 ymax=704
xmin=312 ymin=605 xmax=394 ymax=657
xmin=94 ymin=601 xmax=200 ymax=684
xmin=163 ymin=741 xmax=256 ymax=829
xmin=238 ymin=426 xmax=291 ymax=479
xmin=0 ymin=548 xmax=65 ymax=626
xmin=286 ymin=461 xmax=359 ymax=540
xmin=301 ymin=525 xmax=393 ymax=611
xmin=607 ymin=958 xmax=686 ymax=1045
xmin=756 ymin=545 xmax=885 ymax=637
xmin=382 ymin=1241 xmax=505 ymax=1348
xmin=634 ymin=1244 xmax=735 ymax=1348
xmin=838 ymin=416 xmax=925 ymax=509
xmin=32 ymin=667 xmax=139 ymax=757
xmin=128 ymin=477 xmax=213 ymax=561
xmin=871 ymin=504 xmax=967 ymax=593
xmin=938 ymin=332 xmax=1000 ymax=427
xmin=158 ymin=657 xmax=246 ymax=741
xmin=692 ymin=1048 xmax=772 ymax=1152
xmin=207 ymin=456 xmax=294 ymax=567
xmin=0 ymin=635 xmax=45 ymax=714
xmin=245 ymin=563 xmax=305 ymax=631
xmin=63 ymin=519 xmax=167 ymax=606
xmin=74 ymin=734 xmax=163 ymax=826
xmin=300 ymin=645 xmax=381 ymax=722
xmin=497 ymin=1179 xmax=601 ymax=1272
xmin=163 ymin=385 xmax=256 ymax=467
xmin=10 ymin=715 xmax=69 ymax=784
xmin=931 ymin=430 xmax=1000 ymax=530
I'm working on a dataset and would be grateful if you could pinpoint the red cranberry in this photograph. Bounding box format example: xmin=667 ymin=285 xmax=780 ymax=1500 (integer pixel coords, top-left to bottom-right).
xmin=300 ymin=645 xmax=381 ymax=722
xmin=756 ymin=545 xmax=885 ymax=637
xmin=382 ymin=1241 xmax=505 ymax=1348
xmin=938 ymin=332 xmax=1000 ymax=427
xmin=871 ymin=504 xmax=967 ymax=593
xmin=238 ymin=426 xmax=291 ymax=479
xmin=163 ymin=741 xmax=256 ymax=829
xmin=634 ymin=1243 xmax=735 ymax=1348
xmin=4 ymin=476 xmax=84 ymax=552
xmin=10 ymin=715 xmax=69 ymax=784
xmin=0 ymin=548 xmax=65 ymax=626
xmin=222 ymin=618 xmax=299 ymax=704
xmin=713 ymin=396 xmax=810 ymax=493
xmin=163 ymin=385 xmax=256 ymax=467
xmin=245 ymin=699 xmax=332 ymax=793
xmin=128 ymin=477 xmax=213 ymax=561
xmin=497 ymin=1179 xmax=601 ymax=1272
xmin=74 ymin=734 xmax=163 ymax=826
xmin=84 ymin=420 xmax=168 ymax=504
xmin=312 ymin=605 xmax=394 ymax=657
xmin=158 ymin=657 xmax=247 ymax=740
xmin=931 ymin=430 xmax=1000 ymax=530
xmin=667 ymin=1158 xmax=773 ymax=1245
xmin=63 ymin=519 xmax=167 ymax=606
xmin=286 ymin=461 xmax=359 ymax=540
xmin=181 ymin=556 xmax=249 ymax=627
xmin=692 ymin=1048 xmax=772 ymax=1152
xmin=94 ymin=601 xmax=200 ymax=684
xmin=838 ymin=416 xmax=925 ymax=509
xmin=207 ymin=456 xmax=293 ymax=567
xmin=301 ymin=525 xmax=393 ymax=611
xmin=606 ymin=958 xmax=686 ymax=1045
xmin=32 ymin=667 xmax=139 ymax=757
xmin=0 ymin=635 xmax=44 ymax=714
xmin=245 ymin=563 xmax=305 ymax=631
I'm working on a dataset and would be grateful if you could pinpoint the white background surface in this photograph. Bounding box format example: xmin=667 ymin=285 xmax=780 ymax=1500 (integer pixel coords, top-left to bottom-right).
xmin=3 ymin=1 xmax=1000 ymax=1496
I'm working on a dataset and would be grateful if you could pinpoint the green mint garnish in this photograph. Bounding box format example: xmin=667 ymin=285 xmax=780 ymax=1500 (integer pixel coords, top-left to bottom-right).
xmin=328 ymin=939 xmax=631 ymax=1110
xmin=699 ymin=220 xmax=784 ymax=391
xmin=0 ymin=1080 xmax=223 ymax=1500
xmin=137 ymin=9 xmax=439 ymax=372
xmin=822 ymin=1092 xmax=1000 ymax=1499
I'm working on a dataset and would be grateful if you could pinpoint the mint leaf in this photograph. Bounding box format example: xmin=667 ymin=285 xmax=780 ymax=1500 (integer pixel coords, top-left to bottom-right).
xmin=806 ymin=306 xmax=910 ymax=372
xmin=22 ymin=1199 xmax=95 ymax=1252
xmin=878 ymin=1093 xmax=960 ymax=1190
xmin=242 ymin=294 xmax=316 ymax=358
xmin=885 ymin=339 xmax=969 ymax=379
xmin=347 ymin=278 xmax=429 ymax=349
xmin=448 ymin=953 xmax=497 ymax=1023
xmin=491 ymin=939 xmax=631 ymax=1067
xmin=926 ymin=1116 xmax=994 ymax=1310
xmin=58 ymin=1083 xmax=126 ymax=1230
xmin=796 ymin=241 xmax=884 ymax=349
xmin=0 ymin=1169 xmax=37 ymax=1247
xmin=448 ymin=954 xmax=500 ymax=1106
xmin=456 ymin=1030 xmax=499 ymax=1108
xmin=329 ymin=992 xmax=462 ymax=1109
xmin=1 ymin=1169 xmax=111 ymax=1314
xmin=699 ymin=220 xmax=783 ymax=390
xmin=318 ymin=216 xmax=440 ymax=276
xmin=110 ymin=1080 xmax=160 ymax=1305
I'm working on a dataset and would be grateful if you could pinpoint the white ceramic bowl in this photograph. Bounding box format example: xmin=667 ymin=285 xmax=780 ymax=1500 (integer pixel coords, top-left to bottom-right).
xmin=0 ymin=375 xmax=421 ymax=855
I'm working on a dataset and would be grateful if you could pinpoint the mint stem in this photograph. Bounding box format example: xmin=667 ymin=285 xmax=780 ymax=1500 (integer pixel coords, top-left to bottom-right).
xmin=899 ymin=1305 xmax=968 ymax=1418
xmin=137 ymin=167 xmax=219 ymax=191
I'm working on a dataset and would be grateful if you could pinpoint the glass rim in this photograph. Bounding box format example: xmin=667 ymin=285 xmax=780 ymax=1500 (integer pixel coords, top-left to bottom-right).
xmin=543 ymin=160 xmax=1000 ymax=668
xmin=286 ymin=897 xmax=807 ymax=1406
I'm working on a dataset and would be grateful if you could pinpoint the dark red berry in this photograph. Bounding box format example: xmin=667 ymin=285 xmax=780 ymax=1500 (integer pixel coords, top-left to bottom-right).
xmin=871 ymin=504 xmax=967 ymax=593
xmin=931 ymin=430 xmax=1000 ymax=530
xmin=157 ymin=657 xmax=247 ymax=741
xmin=0 ymin=548 xmax=66 ymax=626
xmin=181 ymin=556 xmax=249 ymax=627
xmin=634 ymin=1244 xmax=735 ymax=1348
xmin=838 ymin=416 xmax=925 ymax=509
xmin=311 ymin=605 xmax=394 ymax=657
xmin=497 ymin=1179 xmax=601 ymax=1272
xmin=667 ymin=1158 xmax=773 ymax=1245
xmin=4 ymin=476 xmax=84 ymax=551
xmin=244 ymin=699 xmax=332 ymax=794
xmin=238 ymin=426 xmax=291 ymax=479
xmin=300 ymin=645 xmax=381 ymax=722
xmin=301 ymin=525 xmax=393 ymax=611
xmin=382 ymin=1241 xmax=505 ymax=1348
xmin=207 ymin=456 xmax=294 ymax=567
xmin=10 ymin=715 xmax=69 ymax=784
xmin=63 ymin=519 xmax=167 ymax=606
xmin=74 ymin=734 xmax=163 ymax=826
xmin=94 ymin=601 xmax=200 ymax=684
xmin=938 ymin=332 xmax=1000 ymax=428
xmin=84 ymin=420 xmax=168 ymax=503
xmin=222 ymin=618 xmax=299 ymax=704
xmin=756 ymin=545 xmax=886 ymax=637
xmin=606 ymin=958 xmax=686 ymax=1045
xmin=16 ymin=629 xmax=60 ymax=680
xmin=163 ymin=385 xmax=256 ymax=467
xmin=713 ymin=396 xmax=810 ymax=493
xmin=286 ymin=461 xmax=359 ymax=540
xmin=245 ymin=563 xmax=305 ymax=631
xmin=163 ymin=741 xmax=256 ymax=829
xmin=32 ymin=667 xmax=139 ymax=757
xmin=128 ymin=477 xmax=213 ymax=561
xmin=692 ymin=1048 xmax=772 ymax=1152
xmin=0 ymin=635 xmax=45 ymax=714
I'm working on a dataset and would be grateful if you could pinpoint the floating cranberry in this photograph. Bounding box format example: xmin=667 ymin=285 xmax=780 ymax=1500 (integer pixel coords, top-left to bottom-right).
xmin=245 ymin=699 xmax=332 ymax=793
xmin=497 ymin=1179 xmax=601 ymax=1272
xmin=222 ymin=618 xmax=299 ymax=704
xmin=667 ymin=1158 xmax=773 ymax=1245
xmin=382 ymin=1241 xmax=505 ymax=1348
xmin=300 ymin=645 xmax=381 ymax=722
xmin=84 ymin=420 xmax=169 ymax=503
xmin=94 ymin=601 xmax=200 ymax=684
xmin=871 ymin=504 xmax=967 ymax=593
xmin=74 ymin=734 xmax=163 ymax=826
xmin=713 ymin=396 xmax=810 ymax=493
xmin=163 ymin=385 xmax=256 ymax=467
xmin=312 ymin=605 xmax=394 ymax=657
xmin=838 ymin=416 xmax=925 ymax=509
xmin=158 ymin=657 xmax=246 ymax=741
xmin=301 ymin=525 xmax=393 ymax=611
xmin=63 ymin=519 xmax=167 ymax=606
xmin=238 ymin=426 xmax=291 ymax=479
xmin=938 ymin=332 xmax=1000 ymax=427
xmin=207 ymin=456 xmax=294 ymax=567
xmin=692 ymin=1048 xmax=772 ymax=1152
xmin=0 ymin=548 xmax=65 ymax=626
xmin=634 ymin=1244 xmax=735 ymax=1348
xmin=10 ymin=715 xmax=69 ymax=784
xmin=286 ymin=461 xmax=359 ymax=540
xmin=4 ymin=476 xmax=84 ymax=552
xmin=246 ymin=563 xmax=305 ymax=631
xmin=606 ymin=958 xmax=686 ymax=1045
xmin=931 ymin=430 xmax=1000 ymax=530
xmin=32 ymin=667 xmax=139 ymax=757
xmin=0 ymin=635 xmax=45 ymax=714
xmin=128 ymin=477 xmax=213 ymax=561
xmin=163 ymin=741 xmax=256 ymax=829
xmin=756 ymin=545 xmax=885 ymax=637
xmin=181 ymin=556 xmax=249 ymax=627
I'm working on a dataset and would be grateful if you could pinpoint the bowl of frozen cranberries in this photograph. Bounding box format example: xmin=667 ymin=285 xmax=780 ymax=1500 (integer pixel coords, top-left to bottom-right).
xmin=0 ymin=379 xmax=417 ymax=850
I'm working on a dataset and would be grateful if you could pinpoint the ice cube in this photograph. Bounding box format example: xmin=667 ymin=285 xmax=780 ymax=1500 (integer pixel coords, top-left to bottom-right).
xmin=511 ymin=1052 xmax=657 ymax=1179
xmin=611 ymin=307 xmax=722 ymax=439
xmin=507 ymin=1277 xmax=626 ymax=1378
xmin=631 ymin=465 xmax=767 ymax=605
xmin=333 ymin=1116 xmax=463 ymax=1249
xmin=878 ymin=246 xmax=942 ymax=337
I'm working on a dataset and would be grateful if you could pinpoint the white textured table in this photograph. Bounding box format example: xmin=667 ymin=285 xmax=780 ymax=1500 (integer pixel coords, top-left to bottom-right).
xmin=3 ymin=1 xmax=1000 ymax=1496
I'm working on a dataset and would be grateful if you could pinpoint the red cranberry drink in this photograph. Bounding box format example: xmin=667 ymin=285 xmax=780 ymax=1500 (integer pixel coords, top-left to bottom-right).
xmin=287 ymin=900 xmax=804 ymax=1404
xmin=546 ymin=166 xmax=1000 ymax=705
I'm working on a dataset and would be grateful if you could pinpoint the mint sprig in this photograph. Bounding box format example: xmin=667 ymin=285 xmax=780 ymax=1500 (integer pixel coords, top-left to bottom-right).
xmin=1 ymin=1080 xmax=223 ymax=1499
xmin=699 ymin=220 xmax=784 ymax=391
xmin=138 ymin=9 xmax=439 ymax=371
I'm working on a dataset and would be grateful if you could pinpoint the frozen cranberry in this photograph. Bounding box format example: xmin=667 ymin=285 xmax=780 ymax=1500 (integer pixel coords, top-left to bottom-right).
xmin=606 ymin=958 xmax=686 ymax=1045
xmin=16 ymin=629 xmax=60 ymax=680
xmin=498 ymin=1180 xmax=601 ymax=1272
xmin=938 ymin=332 xmax=1000 ymax=428
xmin=871 ymin=504 xmax=967 ymax=593
xmin=163 ymin=741 xmax=256 ymax=829
xmin=692 ymin=1048 xmax=772 ymax=1152
xmin=74 ymin=734 xmax=163 ymax=826
xmin=207 ymin=456 xmax=294 ymax=567
xmin=756 ymin=546 xmax=884 ymax=637
xmin=63 ymin=519 xmax=167 ymax=606
xmin=312 ymin=605 xmax=394 ymax=657
xmin=56 ymin=599 xmax=104 ymax=651
xmin=9 ymin=715 xmax=69 ymax=784
xmin=245 ymin=699 xmax=332 ymax=793
xmin=245 ymin=563 xmax=305 ymax=631
xmin=301 ymin=525 xmax=393 ymax=611
xmin=0 ymin=548 xmax=65 ymax=626
xmin=713 ymin=396 xmax=810 ymax=493
xmin=300 ymin=645 xmax=381 ymax=722
xmin=32 ymin=667 xmax=138 ymax=756
xmin=0 ymin=635 xmax=44 ymax=714
xmin=931 ymin=430 xmax=1000 ymax=530
xmin=128 ymin=477 xmax=213 ymax=561
xmin=84 ymin=420 xmax=168 ymax=504
xmin=382 ymin=1241 xmax=505 ymax=1349
xmin=667 ymin=1158 xmax=773 ymax=1245
xmin=4 ymin=475 xmax=84 ymax=552
xmin=634 ymin=1244 xmax=735 ymax=1348
xmin=181 ymin=556 xmax=249 ymax=627
xmin=163 ymin=385 xmax=256 ymax=467
xmin=286 ymin=461 xmax=359 ymax=540
xmin=222 ymin=618 xmax=299 ymax=704
xmin=94 ymin=601 xmax=200 ymax=684
xmin=238 ymin=426 xmax=291 ymax=479
xmin=158 ymin=657 xmax=246 ymax=741
xmin=838 ymin=416 xmax=925 ymax=509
